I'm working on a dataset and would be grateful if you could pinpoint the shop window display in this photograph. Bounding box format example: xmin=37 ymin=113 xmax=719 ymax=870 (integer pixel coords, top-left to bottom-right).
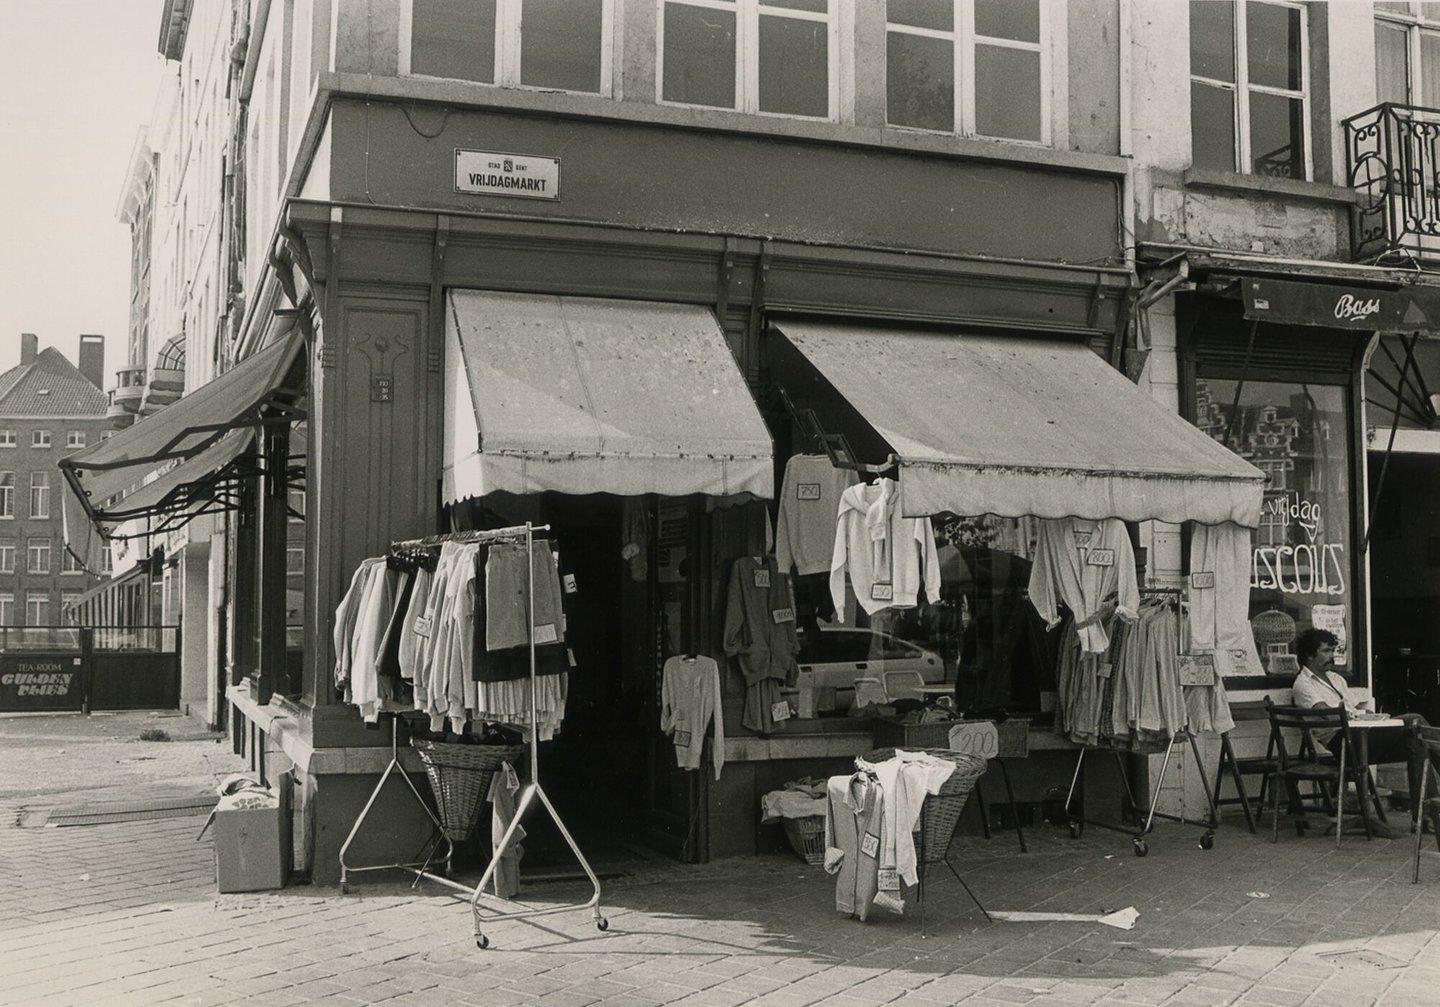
xmin=1194 ymin=377 xmax=1354 ymax=672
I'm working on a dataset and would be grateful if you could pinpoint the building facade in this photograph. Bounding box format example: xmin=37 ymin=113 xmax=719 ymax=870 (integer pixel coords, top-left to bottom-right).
xmin=83 ymin=1 xmax=1440 ymax=881
xmin=0 ymin=334 xmax=110 ymax=635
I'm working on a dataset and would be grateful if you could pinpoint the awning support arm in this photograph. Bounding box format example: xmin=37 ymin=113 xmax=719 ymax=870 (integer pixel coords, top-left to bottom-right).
xmin=1363 ymin=331 xmax=1420 ymax=555
xmin=1377 ymin=335 xmax=1437 ymax=427
xmin=1220 ymin=320 xmax=1261 ymax=449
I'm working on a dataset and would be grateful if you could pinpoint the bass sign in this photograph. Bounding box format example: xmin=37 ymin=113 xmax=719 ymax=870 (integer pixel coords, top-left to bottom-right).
xmin=1334 ymin=294 xmax=1382 ymax=323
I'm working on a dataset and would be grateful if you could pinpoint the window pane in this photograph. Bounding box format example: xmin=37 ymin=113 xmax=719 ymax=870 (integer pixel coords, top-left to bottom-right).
xmin=1247 ymin=2 xmax=1303 ymax=91
xmin=1191 ymin=0 xmax=1235 ymax=82
xmin=763 ymin=0 xmax=827 ymax=11
xmin=1376 ymin=22 xmax=1411 ymax=104
xmin=521 ymin=0 xmax=603 ymax=92
xmin=1377 ymin=2 xmax=1413 ymax=13
xmin=1423 ymin=30 xmax=1440 ymax=106
xmin=974 ymin=44 xmax=1041 ymax=141
xmin=411 ymin=0 xmax=496 ymax=82
xmin=663 ymin=2 xmax=737 ymax=108
xmin=887 ymin=0 xmax=952 ymax=32
xmin=758 ymin=14 xmax=830 ymax=117
xmin=1249 ymin=90 xmax=1305 ymax=177
xmin=1192 ymin=81 xmax=1237 ymax=171
xmin=975 ymin=0 xmax=1039 ymax=43
xmin=887 ymin=31 xmax=954 ymax=130
xmin=1424 ymin=2 xmax=1440 ymax=20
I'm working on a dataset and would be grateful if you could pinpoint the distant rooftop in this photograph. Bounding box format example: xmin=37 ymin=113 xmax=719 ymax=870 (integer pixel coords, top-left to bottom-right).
xmin=0 ymin=346 xmax=109 ymax=417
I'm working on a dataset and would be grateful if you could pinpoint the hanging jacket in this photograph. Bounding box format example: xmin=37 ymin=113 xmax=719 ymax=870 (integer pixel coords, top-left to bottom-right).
xmin=858 ymin=750 xmax=957 ymax=888
xmin=723 ymin=556 xmax=800 ymax=686
xmin=333 ymin=558 xmax=381 ymax=689
xmin=823 ymin=772 xmax=886 ymax=921
xmin=1189 ymin=522 xmax=1263 ymax=678
xmin=776 ymin=454 xmax=857 ymax=576
xmin=1027 ymin=517 xmax=1139 ymax=654
xmin=829 ymin=479 xmax=941 ymax=619
xmin=660 ymin=655 xmax=725 ymax=780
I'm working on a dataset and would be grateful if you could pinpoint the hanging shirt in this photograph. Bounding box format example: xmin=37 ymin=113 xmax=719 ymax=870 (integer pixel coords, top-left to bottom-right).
xmin=1027 ymin=517 xmax=1140 ymax=654
xmin=350 ymin=564 xmax=401 ymax=724
xmin=857 ymin=750 xmax=957 ymax=888
xmin=485 ymin=540 xmax=565 ymax=652
xmin=776 ymin=455 xmax=857 ymax=576
xmin=724 ymin=556 xmax=800 ymax=686
xmin=823 ymin=772 xmax=887 ymax=921
xmin=1189 ymin=522 xmax=1263 ymax=678
xmin=333 ymin=558 xmax=382 ymax=689
xmin=660 ymin=655 xmax=725 ymax=780
xmin=830 ymin=479 xmax=941 ymax=619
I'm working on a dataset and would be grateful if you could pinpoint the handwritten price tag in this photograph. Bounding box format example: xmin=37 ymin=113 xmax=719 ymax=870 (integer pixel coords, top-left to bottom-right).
xmin=947 ymin=721 xmax=999 ymax=759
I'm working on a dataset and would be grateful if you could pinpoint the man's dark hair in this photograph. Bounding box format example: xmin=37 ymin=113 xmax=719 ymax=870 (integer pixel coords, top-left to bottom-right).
xmin=1294 ymin=628 xmax=1339 ymax=667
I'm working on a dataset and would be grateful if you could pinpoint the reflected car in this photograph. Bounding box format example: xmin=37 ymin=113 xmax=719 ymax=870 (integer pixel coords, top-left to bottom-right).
xmin=795 ymin=625 xmax=945 ymax=706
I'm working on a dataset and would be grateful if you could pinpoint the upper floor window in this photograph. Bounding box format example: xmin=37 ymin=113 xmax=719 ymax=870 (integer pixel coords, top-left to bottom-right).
xmin=1190 ymin=0 xmax=1310 ymax=180
xmin=1375 ymin=2 xmax=1440 ymax=106
xmin=66 ymin=431 xmax=86 ymax=449
xmin=26 ymin=590 xmax=50 ymax=627
xmin=28 ymin=537 xmax=50 ymax=575
xmin=0 ymin=472 xmax=13 ymax=519
xmin=0 ymin=593 xmax=12 ymax=627
xmin=0 ymin=430 xmax=14 ymax=448
xmin=29 ymin=472 xmax=49 ymax=519
xmin=659 ymin=0 xmax=837 ymax=120
xmin=62 ymin=548 xmax=84 ymax=574
xmin=32 ymin=430 xmax=52 ymax=449
xmin=886 ymin=0 xmax=1046 ymax=143
xmin=0 ymin=539 xmax=13 ymax=574
xmin=406 ymin=0 xmax=612 ymax=95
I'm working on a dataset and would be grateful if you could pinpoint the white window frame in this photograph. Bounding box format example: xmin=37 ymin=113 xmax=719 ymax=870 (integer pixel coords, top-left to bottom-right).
xmin=0 ymin=541 xmax=13 ymax=574
xmin=656 ymin=0 xmax=842 ymax=122
xmin=66 ymin=431 xmax=85 ymax=449
xmin=61 ymin=592 xmax=81 ymax=625
xmin=0 ymin=472 xmax=13 ymax=519
xmin=29 ymin=472 xmax=49 ymax=520
xmin=884 ymin=0 xmax=1053 ymax=145
xmin=25 ymin=591 xmax=50 ymax=627
xmin=32 ymin=429 xmax=52 ymax=448
xmin=1190 ymin=0 xmax=1312 ymax=180
xmin=28 ymin=537 xmax=50 ymax=575
xmin=0 ymin=430 xmax=14 ymax=448
xmin=399 ymin=0 xmax=616 ymax=97
xmin=1375 ymin=2 xmax=1440 ymax=106
xmin=0 ymin=593 xmax=12 ymax=627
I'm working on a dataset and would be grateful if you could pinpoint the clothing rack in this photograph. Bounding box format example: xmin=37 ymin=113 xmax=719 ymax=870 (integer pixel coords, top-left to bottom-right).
xmin=336 ymin=522 xmax=606 ymax=947
xmin=1060 ymin=586 xmax=1222 ymax=857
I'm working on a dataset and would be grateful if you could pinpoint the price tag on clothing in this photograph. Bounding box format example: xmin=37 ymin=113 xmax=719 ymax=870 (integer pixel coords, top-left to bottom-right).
xmin=533 ymin=623 xmax=558 ymax=645
xmin=877 ymin=868 xmax=901 ymax=892
xmin=1190 ymin=571 xmax=1216 ymax=590
xmin=1097 ymin=662 xmax=1113 ymax=680
xmin=673 ymin=730 xmax=692 ymax=748
xmin=412 ymin=615 xmax=433 ymax=638
xmin=771 ymin=607 xmax=795 ymax=624
xmin=502 ymin=762 xmax=520 ymax=792
xmin=567 ymin=648 xmax=577 ymax=668
xmin=1073 ymin=530 xmax=1093 ymax=546
xmin=563 ymin=573 xmax=578 ymax=594
xmin=1178 ymin=653 xmax=1217 ymax=686
xmin=1086 ymin=548 xmax=1115 ymax=568
xmin=753 ymin=569 xmax=771 ymax=589
xmin=771 ymin=699 xmax=792 ymax=722
xmin=871 ymin=583 xmax=894 ymax=602
xmin=797 ymin=483 xmax=822 ymax=501
xmin=860 ymin=832 xmax=880 ymax=858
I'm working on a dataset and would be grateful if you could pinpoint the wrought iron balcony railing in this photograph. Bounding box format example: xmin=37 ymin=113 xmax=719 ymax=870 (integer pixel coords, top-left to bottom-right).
xmin=1345 ymin=102 xmax=1440 ymax=263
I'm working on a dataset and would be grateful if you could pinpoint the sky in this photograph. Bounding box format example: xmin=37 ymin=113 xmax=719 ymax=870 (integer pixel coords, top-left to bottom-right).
xmin=0 ymin=1 xmax=166 ymax=381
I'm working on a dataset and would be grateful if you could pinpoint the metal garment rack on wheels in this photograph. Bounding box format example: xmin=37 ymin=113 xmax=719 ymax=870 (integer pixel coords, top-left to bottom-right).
xmin=336 ymin=522 xmax=606 ymax=948
xmin=1060 ymin=589 xmax=1221 ymax=857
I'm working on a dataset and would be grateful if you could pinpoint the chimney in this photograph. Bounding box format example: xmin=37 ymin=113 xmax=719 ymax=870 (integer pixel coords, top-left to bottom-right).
xmin=20 ymin=332 xmax=38 ymax=365
xmin=78 ymin=334 xmax=105 ymax=390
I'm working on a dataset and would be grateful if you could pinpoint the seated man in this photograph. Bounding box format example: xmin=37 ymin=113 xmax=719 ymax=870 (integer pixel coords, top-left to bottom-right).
xmin=1292 ymin=628 xmax=1430 ymax=833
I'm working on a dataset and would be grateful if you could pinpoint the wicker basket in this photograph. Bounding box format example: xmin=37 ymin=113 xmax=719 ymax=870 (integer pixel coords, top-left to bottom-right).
xmin=781 ymin=815 xmax=827 ymax=866
xmin=864 ymin=747 xmax=987 ymax=864
xmin=410 ymin=739 xmax=525 ymax=842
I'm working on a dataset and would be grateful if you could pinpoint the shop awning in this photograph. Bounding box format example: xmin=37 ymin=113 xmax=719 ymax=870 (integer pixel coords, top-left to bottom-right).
xmin=444 ymin=291 xmax=773 ymax=502
xmin=60 ymin=332 xmax=304 ymax=535
xmin=65 ymin=561 xmax=149 ymax=615
xmin=772 ymin=321 xmax=1266 ymax=527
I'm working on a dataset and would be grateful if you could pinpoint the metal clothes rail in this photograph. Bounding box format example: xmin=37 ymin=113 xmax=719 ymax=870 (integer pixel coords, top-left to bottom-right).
xmin=1060 ymin=587 xmax=1221 ymax=857
xmin=336 ymin=522 xmax=606 ymax=948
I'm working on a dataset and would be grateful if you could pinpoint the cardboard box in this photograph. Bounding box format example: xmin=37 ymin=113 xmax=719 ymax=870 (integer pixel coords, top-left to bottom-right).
xmin=213 ymin=778 xmax=291 ymax=893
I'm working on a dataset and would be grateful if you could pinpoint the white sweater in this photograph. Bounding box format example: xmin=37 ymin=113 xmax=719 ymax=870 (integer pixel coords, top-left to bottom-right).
xmin=829 ymin=479 xmax=941 ymax=618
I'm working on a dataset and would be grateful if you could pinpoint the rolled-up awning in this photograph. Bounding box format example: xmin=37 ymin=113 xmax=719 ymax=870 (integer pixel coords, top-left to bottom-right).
xmin=444 ymin=291 xmax=773 ymax=502
xmin=60 ymin=332 xmax=304 ymax=538
xmin=772 ymin=320 xmax=1266 ymax=527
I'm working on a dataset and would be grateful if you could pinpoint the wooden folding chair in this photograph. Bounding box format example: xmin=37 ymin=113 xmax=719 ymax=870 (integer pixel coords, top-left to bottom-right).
xmin=1265 ymin=699 xmax=1385 ymax=848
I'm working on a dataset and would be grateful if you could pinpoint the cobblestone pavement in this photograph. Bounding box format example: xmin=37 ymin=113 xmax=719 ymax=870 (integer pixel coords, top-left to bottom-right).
xmin=2 ymin=713 xmax=1438 ymax=1006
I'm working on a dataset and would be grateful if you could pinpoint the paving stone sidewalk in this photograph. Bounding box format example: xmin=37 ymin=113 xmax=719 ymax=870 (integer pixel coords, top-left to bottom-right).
xmin=2 ymin=713 xmax=1439 ymax=1006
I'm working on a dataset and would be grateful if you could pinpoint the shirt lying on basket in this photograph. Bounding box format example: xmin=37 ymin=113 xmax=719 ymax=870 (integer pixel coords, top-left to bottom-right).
xmin=855 ymin=750 xmax=958 ymax=889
